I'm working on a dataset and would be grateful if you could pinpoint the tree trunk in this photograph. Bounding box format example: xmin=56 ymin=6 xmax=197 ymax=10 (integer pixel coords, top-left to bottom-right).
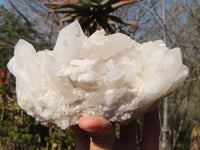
xmin=159 ymin=1 xmax=171 ymax=149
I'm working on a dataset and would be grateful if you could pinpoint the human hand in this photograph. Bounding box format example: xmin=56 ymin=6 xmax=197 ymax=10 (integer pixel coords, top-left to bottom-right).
xmin=71 ymin=108 xmax=160 ymax=150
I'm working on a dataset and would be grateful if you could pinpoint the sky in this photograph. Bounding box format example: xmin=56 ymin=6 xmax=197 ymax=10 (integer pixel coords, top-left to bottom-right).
xmin=0 ymin=0 xmax=9 ymax=8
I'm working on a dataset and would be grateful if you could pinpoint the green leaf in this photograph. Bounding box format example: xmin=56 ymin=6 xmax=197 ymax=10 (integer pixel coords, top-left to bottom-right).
xmin=101 ymin=0 xmax=119 ymax=7
xmin=61 ymin=16 xmax=78 ymax=23
xmin=50 ymin=7 xmax=77 ymax=14
xmin=68 ymin=3 xmax=90 ymax=11
xmin=79 ymin=0 xmax=91 ymax=5
xmin=0 ymin=85 xmax=5 ymax=92
xmin=108 ymin=15 xmax=126 ymax=24
xmin=92 ymin=0 xmax=103 ymax=4
xmin=111 ymin=0 xmax=140 ymax=11
xmin=2 ymin=137 xmax=8 ymax=143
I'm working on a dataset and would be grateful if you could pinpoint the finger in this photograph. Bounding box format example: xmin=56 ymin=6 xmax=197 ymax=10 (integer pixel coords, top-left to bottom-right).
xmin=79 ymin=116 xmax=115 ymax=150
xmin=114 ymin=120 xmax=137 ymax=150
xmin=141 ymin=108 xmax=160 ymax=150
xmin=71 ymin=125 xmax=90 ymax=150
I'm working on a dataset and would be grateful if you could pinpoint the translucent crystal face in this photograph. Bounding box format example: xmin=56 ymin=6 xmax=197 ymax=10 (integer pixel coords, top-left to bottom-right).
xmin=7 ymin=21 xmax=188 ymax=129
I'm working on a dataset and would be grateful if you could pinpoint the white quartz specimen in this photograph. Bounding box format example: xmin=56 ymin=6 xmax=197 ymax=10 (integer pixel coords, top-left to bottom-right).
xmin=7 ymin=21 xmax=188 ymax=129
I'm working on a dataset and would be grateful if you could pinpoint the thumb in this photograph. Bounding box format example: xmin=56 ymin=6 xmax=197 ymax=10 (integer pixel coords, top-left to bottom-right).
xmin=79 ymin=116 xmax=115 ymax=150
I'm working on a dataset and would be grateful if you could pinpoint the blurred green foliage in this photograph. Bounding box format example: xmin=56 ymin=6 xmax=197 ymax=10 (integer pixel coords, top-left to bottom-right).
xmin=0 ymin=5 xmax=74 ymax=150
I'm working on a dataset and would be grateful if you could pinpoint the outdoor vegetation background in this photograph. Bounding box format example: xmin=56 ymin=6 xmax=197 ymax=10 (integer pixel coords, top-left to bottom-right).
xmin=0 ymin=0 xmax=199 ymax=150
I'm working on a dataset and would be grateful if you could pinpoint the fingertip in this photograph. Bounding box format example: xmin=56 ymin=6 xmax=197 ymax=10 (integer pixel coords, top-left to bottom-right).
xmin=78 ymin=116 xmax=113 ymax=133
xmin=78 ymin=116 xmax=92 ymax=127
xmin=78 ymin=116 xmax=92 ymax=132
xmin=78 ymin=116 xmax=115 ymax=150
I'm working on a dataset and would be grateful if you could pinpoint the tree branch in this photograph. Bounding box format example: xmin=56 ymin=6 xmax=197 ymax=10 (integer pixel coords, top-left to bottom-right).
xmin=5 ymin=0 xmax=32 ymax=27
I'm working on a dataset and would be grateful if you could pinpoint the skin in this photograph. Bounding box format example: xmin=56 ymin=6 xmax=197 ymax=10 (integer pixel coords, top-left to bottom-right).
xmin=71 ymin=108 xmax=160 ymax=150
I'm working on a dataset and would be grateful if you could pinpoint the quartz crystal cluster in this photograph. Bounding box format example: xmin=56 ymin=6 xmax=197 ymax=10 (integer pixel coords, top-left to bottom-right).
xmin=7 ymin=21 xmax=188 ymax=129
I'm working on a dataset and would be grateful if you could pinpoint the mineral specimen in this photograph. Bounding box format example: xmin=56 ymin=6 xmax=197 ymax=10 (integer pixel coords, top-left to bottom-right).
xmin=7 ymin=21 xmax=188 ymax=129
